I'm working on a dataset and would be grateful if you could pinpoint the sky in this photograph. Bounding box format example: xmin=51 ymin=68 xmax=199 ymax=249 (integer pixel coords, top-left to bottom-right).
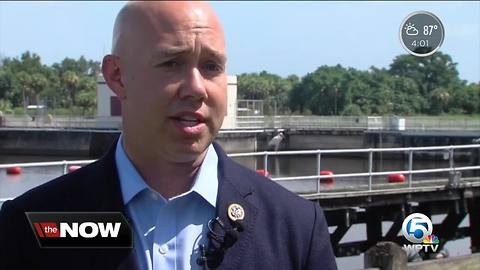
xmin=0 ymin=1 xmax=479 ymax=83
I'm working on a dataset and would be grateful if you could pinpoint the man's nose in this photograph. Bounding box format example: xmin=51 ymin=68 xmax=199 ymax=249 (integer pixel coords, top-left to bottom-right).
xmin=179 ymin=68 xmax=208 ymax=101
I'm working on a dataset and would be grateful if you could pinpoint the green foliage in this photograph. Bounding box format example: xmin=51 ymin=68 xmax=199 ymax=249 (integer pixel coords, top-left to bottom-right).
xmin=386 ymin=51 xmax=472 ymax=115
xmin=0 ymin=68 xmax=14 ymax=101
xmin=389 ymin=52 xmax=460 ymax=97
xmin=287 ymin=51 xmax=478 ymax=116
xmin=0 ymin=51 xmax=99 ymax=116
xmin=450 ymin=83 xmax=480 ymax=114
xmin=12 ymin=107 xmax=26 ymax=115
xmin=51 ymin=57 xmax=99 ymax=109
xmin=0 ymin=99 xmax=13 ymax=113
xmin=237 ymin=71 xmax=297 ymax=114
xmin=0 ymin=50 xmax=478 ymax=118
xmin=51 ymin=107 xmax=88 ymax=116
xmin=288 ymin=65 xmax=426 ymax=116
xmin=292 ymin=65 xmax=351 ymax=115
xmin=341 ymin=104 xmax=363 ymax=116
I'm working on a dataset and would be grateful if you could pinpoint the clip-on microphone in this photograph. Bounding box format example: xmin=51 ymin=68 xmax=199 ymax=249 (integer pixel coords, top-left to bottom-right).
xmin=197 ymin=217 xmax=243 ymax=269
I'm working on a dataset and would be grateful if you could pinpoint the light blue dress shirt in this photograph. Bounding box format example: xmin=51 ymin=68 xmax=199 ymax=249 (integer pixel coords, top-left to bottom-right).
xmin=115 ymin=136 xmax=218 ymax=270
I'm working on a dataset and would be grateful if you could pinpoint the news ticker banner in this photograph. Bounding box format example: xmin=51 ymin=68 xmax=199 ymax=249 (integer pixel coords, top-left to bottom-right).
xmin=25 ymin=212 xmax=133 ymax=248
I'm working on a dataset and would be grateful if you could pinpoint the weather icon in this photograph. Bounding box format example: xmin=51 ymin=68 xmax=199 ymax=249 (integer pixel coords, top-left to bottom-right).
xmin=400 ymin=11 xmax=445 ymax=57
xmin=404 ymin=22 xmax=419 ymax=36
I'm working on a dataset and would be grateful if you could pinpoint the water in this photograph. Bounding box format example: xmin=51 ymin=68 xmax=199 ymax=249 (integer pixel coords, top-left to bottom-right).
xmin=0 ymin=154 xmax=86 ymax=198
xmin=0 ymin=153 xmax=476 ymax=269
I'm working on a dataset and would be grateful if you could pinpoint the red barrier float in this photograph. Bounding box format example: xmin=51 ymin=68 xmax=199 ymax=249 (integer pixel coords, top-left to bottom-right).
xmin=6 ymin=166 xmax=22 ymax=175
xmin=255 ymin=169 xmax=270 ymax=178
xmin=68 ymin=165 xmax=82 ymax=173
xmin=320 ymin=170 xmax=335 ymax=184
xmin=388 ymin=173 xmax=405 ymax=183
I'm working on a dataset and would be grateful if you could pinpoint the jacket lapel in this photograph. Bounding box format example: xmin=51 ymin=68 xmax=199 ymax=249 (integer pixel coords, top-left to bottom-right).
xmin=212 ymin=142 xmax=258 ymax=270
xmin=78 ymin=137 xmax=137 ymax=270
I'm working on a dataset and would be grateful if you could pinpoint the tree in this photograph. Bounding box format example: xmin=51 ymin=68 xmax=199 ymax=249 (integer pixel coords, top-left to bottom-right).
xmin=237 ymin=71 xmax=296 ymax=114
xmin=389 ymin=51 xmax=461 ymax=102
xmin=290 ymin=65 xmax=354 ymax=115
xmin=61 ymin=71 xmax=81 ymax=106
xmin=50 ymin=57 xmax=100 ymax=109
xmin=76 ymin=89 xmax=96 ymax=115
xmin=0 ymin=68 xmax=14 ymax=100
xmin=75 ymin=77 xmax=97 ymax=115
xmin=428 ymin=88 xmax=451 ymax=115
xmin=450 ymin=83 xmax=480 ymax=114
xmin=52 ymin=56 xmax=100 ymax=78
xmin=0 ymin=50 xmax=475 ymax=117
xmin=341 ymin=104 xmax=363 ymax=116
xmin=290 ymin=64 xmax=427 ymax=116
xmin=0 ymin=52 xmax=55 ymax=108
xmin=15 ymin=71 xmax=49 ymax=106
xmin=365 ymin=68 xmax=424 ymax=115
xmin=0 ymin=67 xmax=16 ymax=111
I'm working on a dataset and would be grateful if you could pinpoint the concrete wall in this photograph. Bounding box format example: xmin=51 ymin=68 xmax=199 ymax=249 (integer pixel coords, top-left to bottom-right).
xmin=221 ymin=76 xmax=237 ymax=129
xmin=0 ymin=129 xmax=262 ymax=158
xmin=288 ymin=131 xmax=366 ymax=150
xmin=96 ymin=75 xmax=112 ymax=117
xmin=96 ymin=75 xmax=122 ymax=129
xmin=0 ymin=129 xmax=98 ymax=156
xmin=1 ymin=128 xmax=477 ymax=159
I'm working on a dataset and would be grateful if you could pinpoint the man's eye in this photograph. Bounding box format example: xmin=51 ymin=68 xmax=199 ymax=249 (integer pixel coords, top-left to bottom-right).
xmin=157 ymin=60 xmax=179 ymax=69
xmin=203 ymin=62 xmax=224 ymax=73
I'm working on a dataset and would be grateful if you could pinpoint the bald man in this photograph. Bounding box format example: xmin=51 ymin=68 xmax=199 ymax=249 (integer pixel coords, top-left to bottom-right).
xmin=0 ymin=2 xmax=336 ymax=270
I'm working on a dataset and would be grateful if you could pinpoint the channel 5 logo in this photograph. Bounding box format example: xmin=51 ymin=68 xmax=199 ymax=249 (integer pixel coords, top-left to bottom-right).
xmin=402 ymin=213 xmax=439 ymax=253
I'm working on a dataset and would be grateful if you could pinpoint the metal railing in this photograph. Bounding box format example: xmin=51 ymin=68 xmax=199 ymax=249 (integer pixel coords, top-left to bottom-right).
xmin=0 ymin=159 xmax=97 ymax=174
xmin=235 ymin=115 xmax=480 ymax=130
xmin=1 ymin=115 xmax=122 ymax=129
xmin=0 ymin=145 xmax=479 ymax=201
xmin=229 ymin=144 xmax=480 ymax=193
xmin=2 ymin=114 xmax=480 ymax=131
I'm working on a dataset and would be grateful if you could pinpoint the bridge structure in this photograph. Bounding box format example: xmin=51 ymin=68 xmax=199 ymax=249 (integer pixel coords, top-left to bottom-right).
xmin=310 ymin=178 xmax=480 ymax=258
xmin=228 ymin=144 xmax=480 ymax=259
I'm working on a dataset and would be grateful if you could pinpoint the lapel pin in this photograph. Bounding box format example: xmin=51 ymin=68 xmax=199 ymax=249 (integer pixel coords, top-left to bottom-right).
xmin=227 ymin=203 xmax=245 ymax=221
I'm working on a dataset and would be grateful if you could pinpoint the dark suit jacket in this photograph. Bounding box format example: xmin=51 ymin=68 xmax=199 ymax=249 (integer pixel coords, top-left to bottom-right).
xmin=0 ymin=141 xmax=337 ymax=270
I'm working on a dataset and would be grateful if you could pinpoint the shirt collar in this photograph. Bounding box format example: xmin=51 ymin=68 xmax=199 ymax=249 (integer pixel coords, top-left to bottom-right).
xmin=189 ymin=142 xmax=218 ymax=207
xmin=115 ymin=135 xmax=218 ymax=207
xmin=115 ymin=135 xmax=148 ymax=205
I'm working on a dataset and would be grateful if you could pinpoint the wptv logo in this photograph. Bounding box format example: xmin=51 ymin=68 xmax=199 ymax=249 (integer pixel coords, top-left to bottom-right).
xmin=402 ymin=213 xmax=440 ymax=253
xmin=26 ymin=212 xmax=132 ymax=248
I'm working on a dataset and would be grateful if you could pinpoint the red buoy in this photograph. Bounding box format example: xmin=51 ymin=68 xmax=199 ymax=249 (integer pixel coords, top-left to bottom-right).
xmin=388 ymin=173 xmax=405 ymax=183
xmin=320 ymin=170 xmax=335 ymax=184
xmin=6 ymin=166 xmax=22 ymax=175
xmin=256 ymin=169 xmax=270 ymax=178
xmin=68 ymin=165 xmax=82 ymax=173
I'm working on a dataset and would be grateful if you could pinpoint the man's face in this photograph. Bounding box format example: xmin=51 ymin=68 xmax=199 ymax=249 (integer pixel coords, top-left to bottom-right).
xmin=118 ymin=4 xmax=227 ymax=163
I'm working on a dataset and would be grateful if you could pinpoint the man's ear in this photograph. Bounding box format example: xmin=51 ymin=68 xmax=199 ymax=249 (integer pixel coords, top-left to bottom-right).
xmin=102 ymin=55 xmax=127 ymax=100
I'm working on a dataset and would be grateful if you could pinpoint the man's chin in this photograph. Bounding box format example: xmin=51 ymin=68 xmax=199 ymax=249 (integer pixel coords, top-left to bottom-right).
xmin=169 ymin=140 xmax=211 ymax=163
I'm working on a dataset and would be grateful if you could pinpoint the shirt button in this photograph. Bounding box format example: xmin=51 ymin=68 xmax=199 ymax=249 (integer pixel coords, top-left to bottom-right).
xmin=158 ymin=245 xmax=168 ymax=255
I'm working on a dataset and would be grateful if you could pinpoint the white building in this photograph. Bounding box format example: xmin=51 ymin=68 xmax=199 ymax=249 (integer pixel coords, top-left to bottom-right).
xmin=96 ymin=75 xmax=237 ymax=129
